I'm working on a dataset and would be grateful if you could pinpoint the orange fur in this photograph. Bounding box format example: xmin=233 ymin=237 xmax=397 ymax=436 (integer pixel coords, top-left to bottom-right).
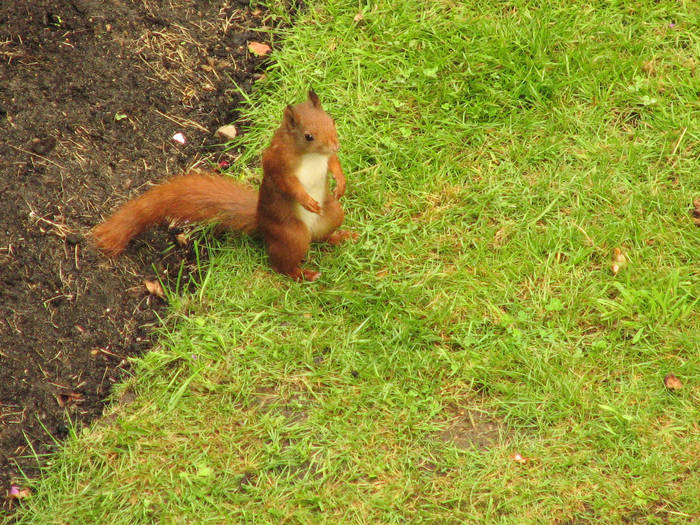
xmin=91 ymin=91 xmax=354 ymax=281
xmin=92 ymin=173 xmax=257 ymax=257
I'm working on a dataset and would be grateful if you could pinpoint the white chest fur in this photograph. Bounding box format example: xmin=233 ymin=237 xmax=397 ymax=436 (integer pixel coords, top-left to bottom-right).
xmin=294 ymin=153 xmax=330 ymax=232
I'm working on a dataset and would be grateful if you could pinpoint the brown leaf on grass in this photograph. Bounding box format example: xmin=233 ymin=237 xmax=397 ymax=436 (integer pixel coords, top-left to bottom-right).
xmin=691 ymin=197 xmax=700 ymax=226
xmin=664 ymin=373 xmax=683 ymax=391
xmin=611 ymin=247 xmax=626 ymax=275
xmin=353 ymin=12 xmax=364 ymax=22
xmin=144 ymin=280 xmax=165 ymax=299
xmin=247 ymin=42 xmax=271 ymax=56
xmin=492 ymin=227 xmax=507 ymax=247
xmin=642 ymin=59 xmax=656 ymax=76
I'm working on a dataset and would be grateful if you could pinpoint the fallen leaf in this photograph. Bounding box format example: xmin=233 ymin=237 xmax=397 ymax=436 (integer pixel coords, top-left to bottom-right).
xmin=144 ymin=280 xmax=165 ymax=299
xmin=248 ymin=42 xmax=271 ymax=56
xmin=175 ymin=233 xmax=188 ymax=247
xmin=353 ymin=12 xmax=364 ymax=22
xmin=692 ymin=197 xmax=700 ymax=227
xmin=642 ymin=60 xmax=656 ymax=76
xmin=611 ymin=247 xmax=626 ymax=275
xmin=492 ymin=228 xmax=507 ymax=246
xmin=664 ymin=373 xmax=683 ymax=391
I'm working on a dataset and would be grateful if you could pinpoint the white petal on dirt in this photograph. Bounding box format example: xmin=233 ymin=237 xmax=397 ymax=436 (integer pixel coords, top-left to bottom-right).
xmin=172 ymin=132 xmax=187 ymax=144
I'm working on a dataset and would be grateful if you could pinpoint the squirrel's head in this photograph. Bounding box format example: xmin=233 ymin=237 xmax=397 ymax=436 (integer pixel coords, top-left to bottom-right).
xmin=283 ymin=90 xmax=339 ymax=155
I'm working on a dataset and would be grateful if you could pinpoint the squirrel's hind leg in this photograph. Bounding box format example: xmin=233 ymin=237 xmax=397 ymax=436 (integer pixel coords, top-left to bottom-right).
xmin=314 ymin=197 xmax=357 ymax=245
xmin=263 ymin=219 xmax=318 ymax=281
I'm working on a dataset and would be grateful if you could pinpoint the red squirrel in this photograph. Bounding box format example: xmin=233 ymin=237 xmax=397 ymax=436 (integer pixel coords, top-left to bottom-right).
xmin=91 ymin=90 xmax=355 ymax=281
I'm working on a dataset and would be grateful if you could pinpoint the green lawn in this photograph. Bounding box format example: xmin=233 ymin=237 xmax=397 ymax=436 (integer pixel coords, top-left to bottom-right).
xmin=10 ymin=1 xmax=700 ymax=523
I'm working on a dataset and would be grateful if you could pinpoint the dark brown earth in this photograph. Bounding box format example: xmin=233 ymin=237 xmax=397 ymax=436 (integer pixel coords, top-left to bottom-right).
xmin=0 ymin=0 xmax=294 ymax=515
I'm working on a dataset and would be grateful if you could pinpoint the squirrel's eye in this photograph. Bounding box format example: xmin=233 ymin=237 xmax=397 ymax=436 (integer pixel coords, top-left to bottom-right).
xmin=304 ymin=133 xmax=314 ymax=142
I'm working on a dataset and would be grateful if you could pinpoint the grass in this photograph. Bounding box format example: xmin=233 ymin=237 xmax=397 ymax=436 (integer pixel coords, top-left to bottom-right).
xmin=9 ymin=0 xmax=700 ymax=523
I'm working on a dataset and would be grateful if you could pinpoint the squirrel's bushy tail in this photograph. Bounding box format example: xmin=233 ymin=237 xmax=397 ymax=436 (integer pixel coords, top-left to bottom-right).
xmin=91 ymin=172 xmax=258 ymax=257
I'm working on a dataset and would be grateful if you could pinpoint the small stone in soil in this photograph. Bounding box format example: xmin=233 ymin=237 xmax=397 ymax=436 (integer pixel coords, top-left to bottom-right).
xmin=30 ymin=137 xmax=57 ymax=155
xmin=215 ymin=124 xmax=238 ymax=141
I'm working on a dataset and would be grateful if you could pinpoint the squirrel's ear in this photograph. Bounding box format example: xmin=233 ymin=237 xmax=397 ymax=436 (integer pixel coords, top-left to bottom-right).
xmin=284 ymin=105 xmax=297 ymax=128
xmin=308 ymin=89 xmax=321 ymax=108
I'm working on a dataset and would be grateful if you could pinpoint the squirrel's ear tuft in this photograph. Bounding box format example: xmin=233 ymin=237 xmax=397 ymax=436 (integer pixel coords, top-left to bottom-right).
xmin=284 ymin=105 xmax=297 ymax=128
xmin=308 ymin=89 xmax=321 ymax=108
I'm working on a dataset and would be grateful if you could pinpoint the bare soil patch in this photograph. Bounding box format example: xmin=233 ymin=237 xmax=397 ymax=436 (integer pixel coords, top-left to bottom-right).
xmin=0 ymin=0 xmax=291 ymax=514
xmin=438 ymin=405 xmax=503 ymax=451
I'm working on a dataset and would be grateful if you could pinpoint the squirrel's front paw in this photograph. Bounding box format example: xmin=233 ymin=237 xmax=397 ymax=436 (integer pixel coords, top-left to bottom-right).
xmin=302 ymin=197 xmax=321 ymax=214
